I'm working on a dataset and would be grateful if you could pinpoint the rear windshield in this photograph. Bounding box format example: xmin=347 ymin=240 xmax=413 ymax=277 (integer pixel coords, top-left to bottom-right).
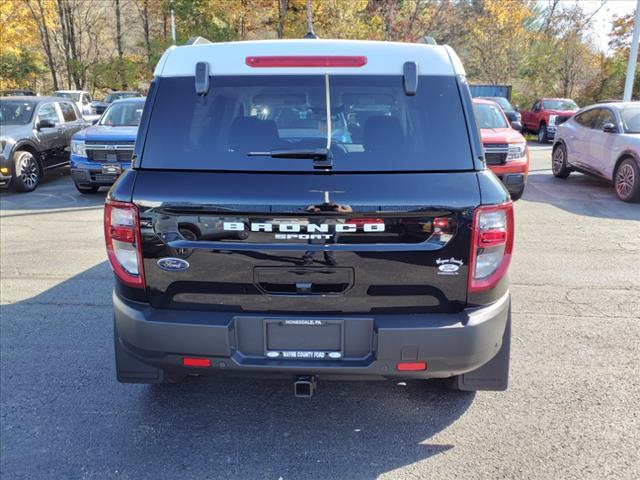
xmin=141 ymin=75 xmax=474 ymax=172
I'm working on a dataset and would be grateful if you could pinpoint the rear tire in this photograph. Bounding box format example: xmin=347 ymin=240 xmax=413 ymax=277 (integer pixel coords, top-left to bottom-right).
xmin=614 ymin=158 xmax=640 ymax=203
xmin=10 ymin=150 xmax=40 ymax=193
xmin=537 ymin=124 xmax=548 ymax=144
xmin=552 ymin=143 xmax=571 ymax=178
xmin=74 ymin=182 xmax=99 ymax=194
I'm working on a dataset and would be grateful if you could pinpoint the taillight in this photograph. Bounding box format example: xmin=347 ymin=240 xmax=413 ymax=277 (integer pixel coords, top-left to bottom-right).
xmin=104 ymin=200 xmax=145 ymax=288
xmin=245 ymin=56 xmax=367 ymax=68
xmin=468 ymin=203 xmax=514 ymax=292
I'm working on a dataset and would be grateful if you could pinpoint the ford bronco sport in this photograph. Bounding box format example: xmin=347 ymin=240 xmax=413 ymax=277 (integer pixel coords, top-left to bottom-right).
xmin=107 ymin=38 xmax=514 ymax=395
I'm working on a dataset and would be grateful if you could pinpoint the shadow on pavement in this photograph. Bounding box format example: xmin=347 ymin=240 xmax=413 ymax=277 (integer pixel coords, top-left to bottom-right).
xmin=0 ymin=170 xmax=107 ymax=214
xmin=523 ymin=171 xmax=640 ymax=221
xmin=0 ymin=262 xmax=475 ymax=479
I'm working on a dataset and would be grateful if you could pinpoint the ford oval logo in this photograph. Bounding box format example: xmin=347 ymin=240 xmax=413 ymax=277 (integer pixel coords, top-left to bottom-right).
xmin=438 ymin=263 xmax=459 ymax=273
xmin=157 ymin=257 xmax=190 ymax=272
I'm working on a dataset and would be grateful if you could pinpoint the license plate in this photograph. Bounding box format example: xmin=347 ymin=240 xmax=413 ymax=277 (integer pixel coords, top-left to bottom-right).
xmin=264 ymin=319 xmax=343 ymax=360
xmin=102 ymin=164 xmax=122 ymax=175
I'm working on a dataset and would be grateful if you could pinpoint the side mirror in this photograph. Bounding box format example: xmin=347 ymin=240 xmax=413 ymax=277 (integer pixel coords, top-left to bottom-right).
xmin=92 ymin=118 xmax=99 ymax=125
xmin=36 ymin=119 xmax=55 ymax=130
xmin=510 ymin=121 xmax=523 ymax=131
xmin=602 ymin=123 xmax=617 ymax=133
xmin=513 ymin=105 xmax=520 ymax=112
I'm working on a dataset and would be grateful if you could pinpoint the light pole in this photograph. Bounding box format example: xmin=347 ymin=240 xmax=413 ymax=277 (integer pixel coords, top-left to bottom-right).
xmin=623 ymin=0 xmax=640 ymax=101
xmin=171 ymin=9 xmax=176 ymax=45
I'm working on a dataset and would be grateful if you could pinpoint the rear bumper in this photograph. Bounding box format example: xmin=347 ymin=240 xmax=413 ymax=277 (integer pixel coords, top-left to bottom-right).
xmin=114 ymin=291 xmax=511 ymax=381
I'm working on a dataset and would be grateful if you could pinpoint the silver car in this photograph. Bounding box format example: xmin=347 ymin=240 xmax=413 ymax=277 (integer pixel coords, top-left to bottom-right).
xmin=551 ymin=102 xmax=640 ymax=202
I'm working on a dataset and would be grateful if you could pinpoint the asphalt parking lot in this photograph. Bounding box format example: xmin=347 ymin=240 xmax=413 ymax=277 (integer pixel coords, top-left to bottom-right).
xmin=1 ymin=145 xmax=639 ymax=480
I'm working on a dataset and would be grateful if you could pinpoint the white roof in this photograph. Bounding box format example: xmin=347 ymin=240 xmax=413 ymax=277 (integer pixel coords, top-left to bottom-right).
xmin=153 ymin=39 xmax=465 ymax=77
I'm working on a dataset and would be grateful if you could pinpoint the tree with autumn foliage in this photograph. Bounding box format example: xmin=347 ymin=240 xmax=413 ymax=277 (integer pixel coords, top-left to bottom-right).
xmin=0 ymin=0 xmax=637 ymax=104
xmin=0 ymin=1 xmax=46 ymax=90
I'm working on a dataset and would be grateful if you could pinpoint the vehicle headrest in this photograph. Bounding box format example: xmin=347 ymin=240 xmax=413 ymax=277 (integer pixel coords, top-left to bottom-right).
xmin=363 ymin=116 xmax=404 ymax=153
xmin=229 ymin=116 xmax=279 ymax=152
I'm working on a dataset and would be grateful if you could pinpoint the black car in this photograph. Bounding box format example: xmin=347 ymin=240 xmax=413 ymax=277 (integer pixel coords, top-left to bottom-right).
xmin=108 ymin=39 xmax=514 ymax=395
xmin=479 ymin=96 xmax=522 ymax=128
xmin=0 ymin=96 xmax=86 ymax=191
xmin=91 ymin=91 xmax=141 ymax=115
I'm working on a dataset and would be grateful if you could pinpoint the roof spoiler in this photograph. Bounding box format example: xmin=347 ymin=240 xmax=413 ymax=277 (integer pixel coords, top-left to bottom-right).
xmin=185 ymin=36 xmax=212 ymax=46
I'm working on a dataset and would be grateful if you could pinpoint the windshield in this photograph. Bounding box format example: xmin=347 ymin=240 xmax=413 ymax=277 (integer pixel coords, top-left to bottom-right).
xmin=105 ymin=92 xmax=138 ymax=103
xmin=142 ymin=75 xmax=473 ymax=172
xmin=473 ymin=103 xmax=509 ymax=129
xmin=0 ymin=100 xmax=36 ymax=125
xmin=485 ymin=97 xmax=512 ymax=110
xmin=55 ymin=92 xmax=81 ymax=102
xmin=100 ymin=102 xmax=143 ymax=126
xmin=543 ymin=99 xmax=578 ymax=111
xmin=622 ymin=108 xmax=640 ymax=133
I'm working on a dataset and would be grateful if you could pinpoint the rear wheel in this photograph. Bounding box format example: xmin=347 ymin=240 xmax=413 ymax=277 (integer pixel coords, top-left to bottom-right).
xmin=74 ymin=182 xmax=99 ymax=194
xmin=537 ymin=124 xmax=548 ymax=144
xmin=11 ymin=150 xmax=40 ymax=193
xmin=552 ymin=143 xmax=571 ymax=178
xmin=614 ymin=158 xmax=640 ymax=202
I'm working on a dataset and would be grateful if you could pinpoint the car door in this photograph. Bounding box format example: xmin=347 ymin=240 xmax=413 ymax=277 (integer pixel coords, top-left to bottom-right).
xmin=58 ymin=101 xmax=86 ymax=145
xmin=586 ymin=108 xmax=617 ymax=178
xmin=524 ymin=101 xmax=540 ymax=130
xmin=34 ymin=102 xmax=65 ymax=167
xmin=569 ymin=109 xmax=597 ymax=168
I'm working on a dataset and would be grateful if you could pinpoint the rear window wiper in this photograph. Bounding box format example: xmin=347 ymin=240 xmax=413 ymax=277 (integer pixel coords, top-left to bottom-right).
xmin=248 ymin=148 xmax=333 ymax=170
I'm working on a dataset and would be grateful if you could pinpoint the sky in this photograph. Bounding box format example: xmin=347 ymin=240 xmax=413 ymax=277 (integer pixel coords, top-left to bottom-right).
xmin=574 ymin=0 xmax=638 ymax=51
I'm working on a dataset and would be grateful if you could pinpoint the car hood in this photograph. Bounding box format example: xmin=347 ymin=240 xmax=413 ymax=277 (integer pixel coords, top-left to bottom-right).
xmin=0 ymin=124 xmax=30 ymax=140
xmin=479 ymin=128 xmax=526 ymax=144
xmin=73 ymin=125 xmax=138 ymax=141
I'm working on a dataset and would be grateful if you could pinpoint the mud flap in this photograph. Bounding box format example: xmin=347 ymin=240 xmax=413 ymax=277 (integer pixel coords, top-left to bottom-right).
xmin=114 ymin=319 xmax=164 ymax=384
xmin=454 ymin=303 xmax=511 ymax=391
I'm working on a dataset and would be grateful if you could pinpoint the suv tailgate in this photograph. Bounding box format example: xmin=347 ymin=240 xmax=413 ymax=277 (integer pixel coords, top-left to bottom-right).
xmin=134 ymin=170 xmax=479 ymax=314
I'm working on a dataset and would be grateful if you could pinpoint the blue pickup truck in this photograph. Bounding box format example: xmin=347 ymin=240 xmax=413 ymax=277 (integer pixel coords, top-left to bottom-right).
xmin=70 ymin=97 xmax=144 ymax=193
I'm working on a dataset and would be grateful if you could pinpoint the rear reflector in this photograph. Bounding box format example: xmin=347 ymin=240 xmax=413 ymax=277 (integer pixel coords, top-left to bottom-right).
xmin=396 ymin=361 xmax=427 ymax=371
xmin=182 ymin=357 xmax=211 ymax=368
xmin=246 ymin=56 xmax=367 ymax=68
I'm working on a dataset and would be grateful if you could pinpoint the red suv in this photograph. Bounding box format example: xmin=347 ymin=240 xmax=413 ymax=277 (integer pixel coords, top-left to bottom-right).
xmin=473 ymin=98 xmax=529 ymax=200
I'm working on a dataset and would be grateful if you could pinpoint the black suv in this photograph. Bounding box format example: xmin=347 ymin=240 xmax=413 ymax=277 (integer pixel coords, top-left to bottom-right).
xmin=107 ymin=40 xmax=514 ymax=395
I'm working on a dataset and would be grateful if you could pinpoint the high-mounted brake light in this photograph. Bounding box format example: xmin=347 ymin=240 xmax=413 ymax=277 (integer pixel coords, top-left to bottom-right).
xmin=245 ymin=56 xmax=367 ymax=68
xmin=104 ymin=200 xmax=145 ymax=288
xmin=468 ymin=203 xmax=514 ymax=293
